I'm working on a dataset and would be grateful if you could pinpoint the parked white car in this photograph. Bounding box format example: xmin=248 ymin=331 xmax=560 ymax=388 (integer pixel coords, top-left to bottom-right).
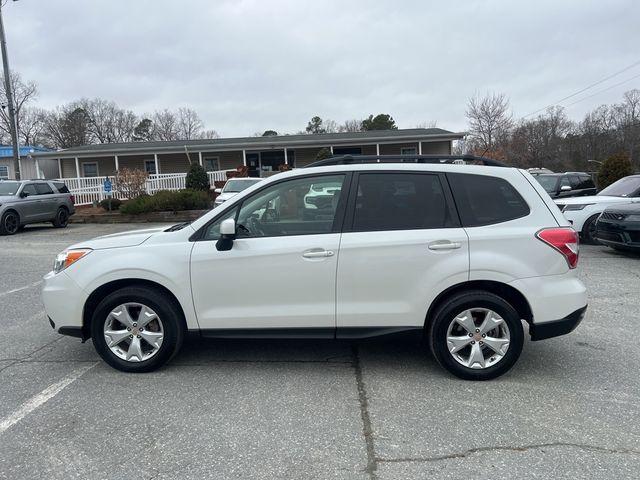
xmin=214 ymin=178 xmax=263 ymax=207
xmin=42 ymin=156 xmax=587 ymax=380
xmin=555 ymin=175 xmax=640 ymax=243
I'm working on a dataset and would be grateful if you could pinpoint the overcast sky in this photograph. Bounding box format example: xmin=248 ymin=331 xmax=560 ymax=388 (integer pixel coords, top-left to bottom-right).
xmin=4 ymin=0 xmax=640 ymax=137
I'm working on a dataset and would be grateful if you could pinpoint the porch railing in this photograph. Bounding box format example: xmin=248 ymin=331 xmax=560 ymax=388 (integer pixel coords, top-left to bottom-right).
xmin=58 ymin=170 xmax=235 ymax=206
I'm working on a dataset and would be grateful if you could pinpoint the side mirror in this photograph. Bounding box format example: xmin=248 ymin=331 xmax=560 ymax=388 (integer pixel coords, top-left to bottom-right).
xmin=216 ymin=218 xmax=236 ymax=251
xmin=214 ymin=188 xmax=222 ymax=194
xmin=560 ymin=185 xmax=572 ymax=192
xmin=20 ymin=191 xmax=29 ymax=198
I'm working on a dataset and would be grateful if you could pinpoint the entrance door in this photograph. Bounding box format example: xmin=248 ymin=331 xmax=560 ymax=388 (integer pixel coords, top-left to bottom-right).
xmin=246 ymin=153 xmax=260 ymax=177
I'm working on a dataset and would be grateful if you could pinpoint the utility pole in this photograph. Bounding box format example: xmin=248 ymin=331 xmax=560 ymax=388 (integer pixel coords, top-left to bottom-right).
xmin=0 ymin=1 xmax=20 ymax=180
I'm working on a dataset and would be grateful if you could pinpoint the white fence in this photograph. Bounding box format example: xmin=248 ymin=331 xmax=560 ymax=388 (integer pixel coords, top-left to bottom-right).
xmin=59 ymin=170 xmax=234 ymax=206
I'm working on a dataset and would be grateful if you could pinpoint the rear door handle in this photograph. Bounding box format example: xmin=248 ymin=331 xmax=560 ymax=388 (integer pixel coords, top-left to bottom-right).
xmin=428 ymin=241 xmax=461 ymax=251
xmin=303 ymin=249 xmax=335 ymax=258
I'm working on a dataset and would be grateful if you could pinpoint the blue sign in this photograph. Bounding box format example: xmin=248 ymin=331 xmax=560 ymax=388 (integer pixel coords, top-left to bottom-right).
xmin=103 ymin=179 xmax=112 ymax=193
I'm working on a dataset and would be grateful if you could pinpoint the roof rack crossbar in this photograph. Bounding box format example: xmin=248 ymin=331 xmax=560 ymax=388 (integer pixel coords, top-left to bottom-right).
xmin=304 ymin=154 xmax=508 ymax=168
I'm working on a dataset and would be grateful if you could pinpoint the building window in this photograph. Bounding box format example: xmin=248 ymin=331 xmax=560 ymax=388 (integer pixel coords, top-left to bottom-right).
xmin=0 ymin=165 xmax=8 ymax=179
xmin=204 ymin=157 xmax=220 ymax=172
xmin=145 ymin=160 xmax=157 ymax=174
xmin=401 ymin=147 xmax=417 ymax=155
xmin=82 ymin=162 xmax=98 ymax=177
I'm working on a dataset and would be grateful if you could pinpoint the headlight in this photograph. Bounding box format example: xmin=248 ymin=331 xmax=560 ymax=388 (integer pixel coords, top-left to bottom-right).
xmin=626 ymin=214 xmax=640 ymax=222
xmin=53 ymin=249 xmax=92 ymax=274
xmin=563 ymin=204 xmax=594 ymax=211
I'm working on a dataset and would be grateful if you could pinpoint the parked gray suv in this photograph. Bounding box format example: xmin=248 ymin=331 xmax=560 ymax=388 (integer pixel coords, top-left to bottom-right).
xmin=0 ymin=180 xmax=75 ymax=235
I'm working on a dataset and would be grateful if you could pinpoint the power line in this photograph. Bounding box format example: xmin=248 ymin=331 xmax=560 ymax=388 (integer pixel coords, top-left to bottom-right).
xmin=523 ymin=59 xmax=640 ymax=118
xmin=564 ymin=72 xmax=640 ymax=108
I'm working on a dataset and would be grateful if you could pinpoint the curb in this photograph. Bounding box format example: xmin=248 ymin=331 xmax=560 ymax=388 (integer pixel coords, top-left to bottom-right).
xmin=70 ymin=209 xmax=209 ymax=224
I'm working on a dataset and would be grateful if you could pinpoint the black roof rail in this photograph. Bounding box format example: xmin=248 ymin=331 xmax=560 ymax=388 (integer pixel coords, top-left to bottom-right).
xmin=304 ymin=154 xmax=509 ymax=168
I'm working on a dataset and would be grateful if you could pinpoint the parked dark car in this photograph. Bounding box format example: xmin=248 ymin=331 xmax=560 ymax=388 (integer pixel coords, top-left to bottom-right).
xmin=0 ymin=180 xmax=75 ymax=235
xmin=594 ymin=203 xmax=640 ymax=252
xmin=534 ymin=173 xmax=596 ymax=198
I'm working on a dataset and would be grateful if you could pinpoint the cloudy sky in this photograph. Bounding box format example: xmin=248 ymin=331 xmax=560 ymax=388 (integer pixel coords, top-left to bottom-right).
xmin=4 ymin=0 xmax=640 ymax=137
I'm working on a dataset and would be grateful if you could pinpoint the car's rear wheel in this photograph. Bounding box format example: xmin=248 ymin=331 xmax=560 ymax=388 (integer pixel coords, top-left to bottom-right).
xmin=91 ymin=287 xmax=184 ymax=372
xmin=429 ymin=291 xmax=524 ymax=381
xmin=581 ymin=214 xmax=601 ymax=245
xmin=52 ymin=207 xmax=69 ymax=228
xmin=0 ymin=210 xmax=20 ymax=235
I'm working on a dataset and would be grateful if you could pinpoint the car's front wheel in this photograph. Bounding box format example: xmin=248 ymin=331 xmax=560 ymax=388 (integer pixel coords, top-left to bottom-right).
xmin=581 ymin=213 xmax=601 ymax=245
xmin=0 ymin=210 xmax=20 ymax=235
xmin=428 ymin=290 xmax=524 ymax=380
xmin=91 ymin=287 xmax=185 ymax=372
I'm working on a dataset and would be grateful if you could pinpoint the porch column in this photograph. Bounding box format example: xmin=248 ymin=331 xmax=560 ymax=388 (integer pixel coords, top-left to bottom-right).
xmin=418 ymin=142 xmax=422 ymax=155
xmin=330 ymin=146 xmax=333 ymax=154
xmin=154 ymin=153 xmax=159 ymax=175
xmin=198 ymin=151 xmax=203 ymax=167
xmin=34 ymin=158 xmax=40 ymax=178
xmin=284 ymin=147 xmax=288 ymax=165
xmin=75 ymin=157 xmax=80 ymax=177
xmin=242 ymin=149 xmax=247 ymax=166
xmin=57 ymin=159 xmax=62 ymax=178
xmin=376 ymin=144 xmax=380 ymax=156
xmin=114 ymin=155 xmax=119 ymax=172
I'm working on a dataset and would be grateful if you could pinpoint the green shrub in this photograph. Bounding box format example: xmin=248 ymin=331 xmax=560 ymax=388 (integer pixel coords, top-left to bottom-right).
xmin=99 ymin=198 xmax=122 ymax=211
xmin=185 ymin=163 xmax=210 ymax=191
xmin=120 ymin=190 xmax=211 ymax=215
xmin=597 ymin=152 xmax=633 ymax=190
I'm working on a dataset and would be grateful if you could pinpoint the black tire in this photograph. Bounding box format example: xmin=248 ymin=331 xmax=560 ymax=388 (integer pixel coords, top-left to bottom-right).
xmin=91 ymin=286 xmax=185 ymax=372
xmin=581 ymin=214 xmax=601 ymax=245
xmin=428 ymin=290 xmax=524 ymax=381
xmin=0 ymin=210 xmax=20 ymax=235
xmin=52 ymin=207 xmax=69 ymax=228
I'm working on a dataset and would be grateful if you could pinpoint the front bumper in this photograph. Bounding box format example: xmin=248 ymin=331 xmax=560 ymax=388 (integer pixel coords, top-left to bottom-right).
xmin=42 ymin=270 xmax=87 ymax=338
xmin=529 ymin=305 xmax=587 ymax=341
xmin=595 ymin=218 xmax=640 ymax=250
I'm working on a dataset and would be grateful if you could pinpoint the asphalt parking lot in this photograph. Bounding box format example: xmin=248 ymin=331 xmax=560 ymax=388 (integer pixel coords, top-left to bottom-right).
xmin=1 ymin=223 xmax=639 ymax=479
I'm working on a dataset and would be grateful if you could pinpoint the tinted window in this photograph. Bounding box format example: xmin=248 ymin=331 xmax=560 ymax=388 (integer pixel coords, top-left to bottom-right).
xmin=448 ymin=173 xmax=530 ymax=227
xmin=598 ymin=176 xmax=640 ymax=197
xmin=53 ymin=182 xmax=70 ymax=194
xmin=35 ymin=183 xmax=54 ymax=195
xmin=535 ymin=175 xmax=559 ymax=193
xmin=22 ymin=184 xmax=37 ymax=196
xmin=235 ymin=174 xmax=346 ymax=238
xmin=569 ymin=176 xmax=581 ymax=188
xmin=352 ymin=173 xmax=452 ymax=232
xmin=559 ymin=176 xmax=571 ymax=188
xmin=579 ymin=176 xmax=595 ymax=189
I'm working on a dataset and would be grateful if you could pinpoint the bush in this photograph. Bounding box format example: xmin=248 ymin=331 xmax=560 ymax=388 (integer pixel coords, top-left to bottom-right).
xmin=597 ymin=152 xmax=633 ymax=190
xmin=185 ymin=163 xmax=210 ymax=191
xmin=115 ymin=168 xmax=148 ymax=199
xmin=99 ymin=198 xmax=122 ymax=211
xmin=120 ymin=190 xmax=211 ymax=215
xmin=315 ymin=147 xmax=332 ymax=161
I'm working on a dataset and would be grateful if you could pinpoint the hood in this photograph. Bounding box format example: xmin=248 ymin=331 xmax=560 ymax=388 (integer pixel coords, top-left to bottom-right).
xmin=603 ymin=203 xmax=640 ymax=214
xmin=215 ymin=192 xmax=239 ymax=202
xmin=555 ymin=195 xmax=639 ymax=205
xmin=70 ymin=226 xmax=171 ymax=250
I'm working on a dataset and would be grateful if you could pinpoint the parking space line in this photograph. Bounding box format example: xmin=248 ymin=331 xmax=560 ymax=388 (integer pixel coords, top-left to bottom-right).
xmin=0 ymin=362 xmax=97 ymax=434
xmin=0 ymin=280 xmax=42 ymax=298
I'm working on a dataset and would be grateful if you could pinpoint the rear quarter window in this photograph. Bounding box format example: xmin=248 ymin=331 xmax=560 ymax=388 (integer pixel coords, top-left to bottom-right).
xmin=53 ymin=182 xmax=70 ymax=194
xmin=447 ymin=173 xmax=530 ymax=227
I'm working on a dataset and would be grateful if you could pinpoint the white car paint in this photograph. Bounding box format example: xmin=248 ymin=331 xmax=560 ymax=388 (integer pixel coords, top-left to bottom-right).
xmin=214 ymin=178 xmax=263 ymax=207
xmin=555 ymin=195 xmax=640 ymax=232
xmin=42 ymin=163 xmax=587 ymax=353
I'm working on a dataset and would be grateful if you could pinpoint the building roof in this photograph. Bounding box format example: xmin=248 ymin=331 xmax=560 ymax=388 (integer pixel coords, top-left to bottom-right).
xmin=0 ymin=145 xmax=51 ymax=158
xmin=31 ymin=128 xmax=465 ymax=159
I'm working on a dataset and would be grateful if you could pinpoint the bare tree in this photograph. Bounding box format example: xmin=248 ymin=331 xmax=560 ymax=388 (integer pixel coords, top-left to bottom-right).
xmin=151 ymin=109 xmax=179 ymax=141
xmin=196 ymin=129 xmax=219 ymax=139
xmin=177 ymin=107 xmax=204 ymax=140
xmin=0 ymin=71 xmax=38 ymax=144
xmin=323 ymin=119 xmax=339 ymax=133
xmin=81 ymin=98 xmax=138 ymax=144
xmin=18 ymin=107 xmax=48 ymax=146
xmin=466 ymin=92 xmax=513 ymax=151
xmin=415 ymin=120 xmax=438 ymax=128
xmin=338 ymin=119 xmax=362 ymax=132
xmin=43 ymin=103 xmax=91 ymax=149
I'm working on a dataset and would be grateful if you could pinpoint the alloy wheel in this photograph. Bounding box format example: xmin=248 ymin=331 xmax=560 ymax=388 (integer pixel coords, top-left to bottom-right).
xmin=3 ymin=213 xmax=18 ymax=234
xmin=103 ymin=303 xmax=164 ymax=362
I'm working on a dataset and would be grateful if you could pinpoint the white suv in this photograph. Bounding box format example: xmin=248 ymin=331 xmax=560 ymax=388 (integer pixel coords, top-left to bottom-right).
xmin=42 ymin=156 xmax=587 ymax=380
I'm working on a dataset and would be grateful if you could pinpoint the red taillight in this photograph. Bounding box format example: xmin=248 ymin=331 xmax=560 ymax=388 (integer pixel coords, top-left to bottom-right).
xmin=70 ymin=195 xmax=75 ymax=205
xmin=536 ymin=227 xmax=579 ymax=269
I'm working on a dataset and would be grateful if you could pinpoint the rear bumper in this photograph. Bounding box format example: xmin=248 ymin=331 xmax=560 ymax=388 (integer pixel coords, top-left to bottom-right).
xmin=529 ymin=305 xmax=587 ymax=341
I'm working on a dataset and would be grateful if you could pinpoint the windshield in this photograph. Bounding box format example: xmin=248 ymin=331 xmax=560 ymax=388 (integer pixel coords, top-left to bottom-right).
xmin=223 ymin=179 xmax=260 ymax=193
xmin=0 ymin=182 xmax=20 ymax=195
xmin=598 ymin=176 xmax=640 ymax=197
xmin=534 ymin=175 xmax=558 ymax=193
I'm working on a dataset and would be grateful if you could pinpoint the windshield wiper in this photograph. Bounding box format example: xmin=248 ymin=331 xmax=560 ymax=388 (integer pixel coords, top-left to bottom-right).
xmin=165 ymin=222 xmax=192 ymax=232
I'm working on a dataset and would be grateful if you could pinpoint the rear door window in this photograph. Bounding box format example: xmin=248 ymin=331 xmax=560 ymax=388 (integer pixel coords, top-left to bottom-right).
xmin=35 ymin=183 xmax=54 ymax=195
xmin=351 ymin=173 xmax=454 ymax=231
xmin=447 ymin=173 xmax=530 ymax=227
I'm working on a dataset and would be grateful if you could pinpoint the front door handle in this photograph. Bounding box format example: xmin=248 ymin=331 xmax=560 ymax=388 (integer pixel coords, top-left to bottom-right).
xmin=303 ymin=249 xmax=335 ymax=258
xmin=428 ymin=241 xmax=462 ymax=251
